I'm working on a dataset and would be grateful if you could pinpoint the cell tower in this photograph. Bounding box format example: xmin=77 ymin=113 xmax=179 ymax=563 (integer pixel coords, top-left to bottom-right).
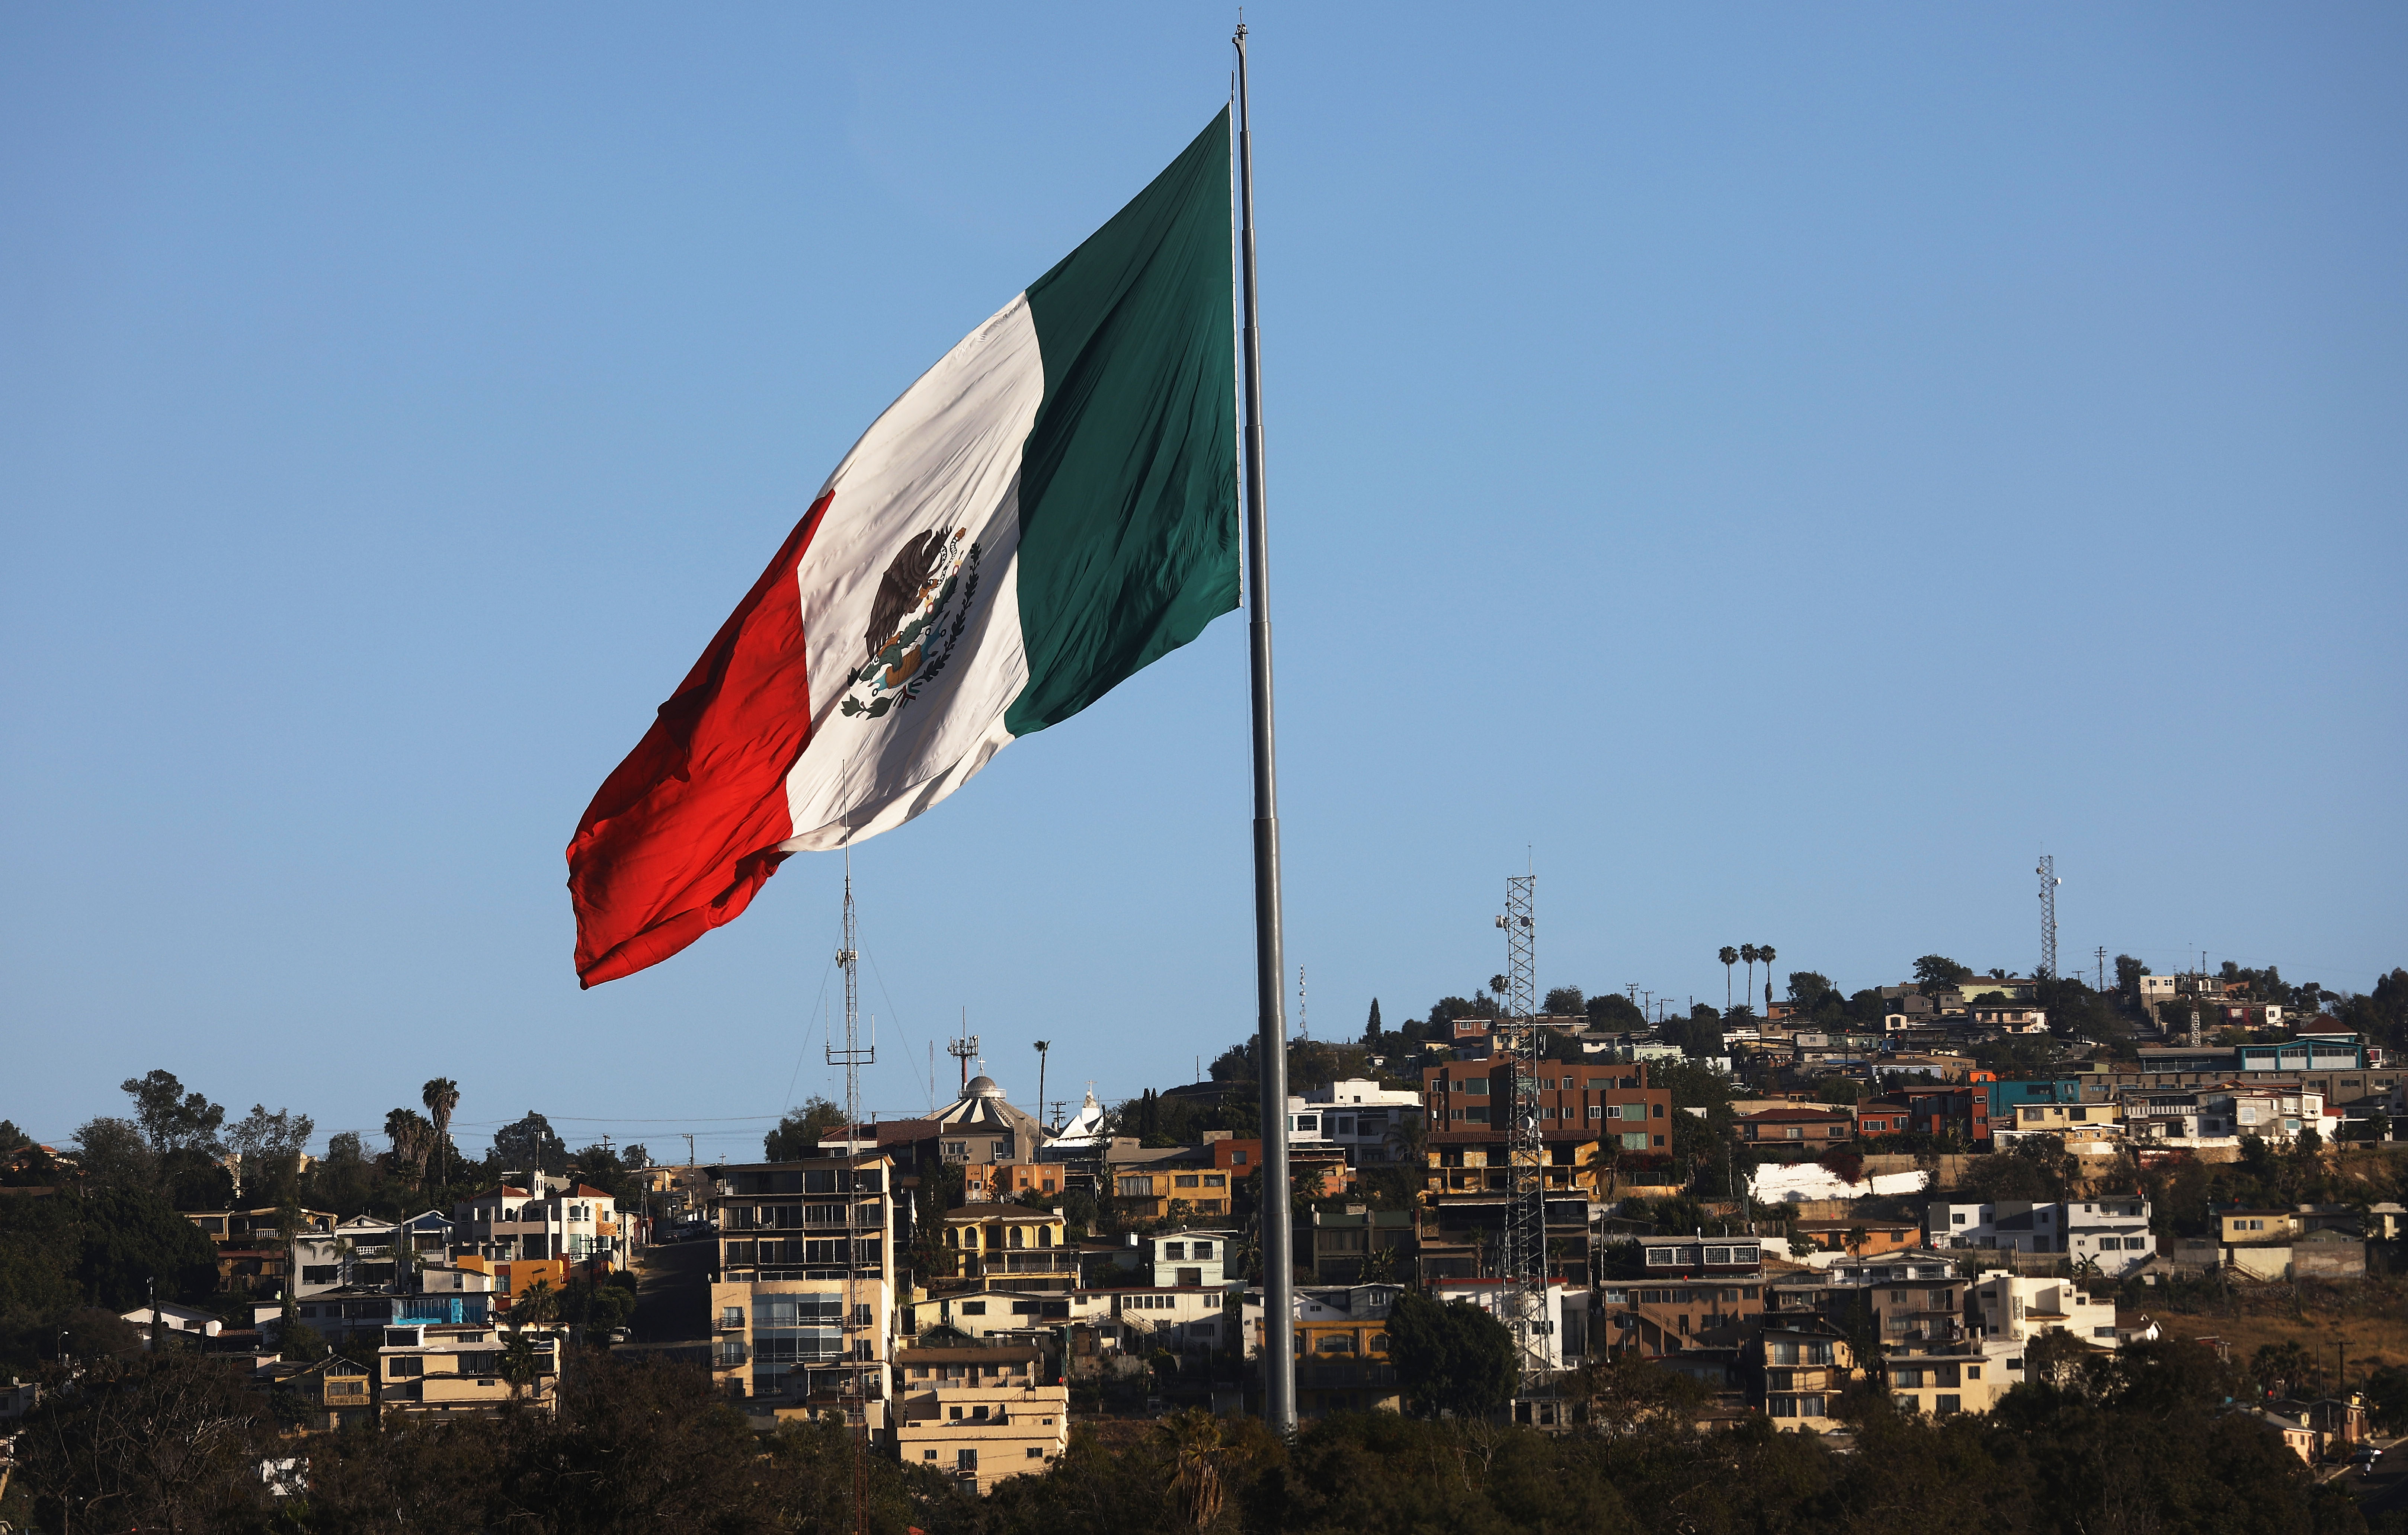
xmin=823 ymin=845 xmax=876 ymax=1521
xmin=2036 ymin=855 xmax=2060 ymax=979
xmin=1492 ymin=873 xmax=1551 ymax=1388
xmin=946 ymin=1032 xmax=980 ymax=1093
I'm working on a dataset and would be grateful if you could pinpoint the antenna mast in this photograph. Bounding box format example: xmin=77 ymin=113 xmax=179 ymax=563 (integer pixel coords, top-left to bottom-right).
xmin=2036 ymin=855 xmax=2060 ymax=979
xmin=824 ymin=842 xmax=875 ymax=1517
xmin=1494 ymin=872 xmax=1551 ymax=1394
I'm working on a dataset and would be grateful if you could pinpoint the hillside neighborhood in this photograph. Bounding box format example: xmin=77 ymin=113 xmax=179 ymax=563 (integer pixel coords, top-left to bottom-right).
xmin=7 ymin=955 xmax=2408 ymax=1529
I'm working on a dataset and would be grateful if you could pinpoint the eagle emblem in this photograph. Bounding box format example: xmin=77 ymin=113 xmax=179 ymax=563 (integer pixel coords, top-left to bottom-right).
xmin=838 ymin=527 xmax=979 ymax=721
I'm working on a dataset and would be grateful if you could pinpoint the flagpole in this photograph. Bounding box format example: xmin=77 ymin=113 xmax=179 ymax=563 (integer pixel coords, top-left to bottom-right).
xmin=1234 ymin=19 xmax=1296 ymax=1438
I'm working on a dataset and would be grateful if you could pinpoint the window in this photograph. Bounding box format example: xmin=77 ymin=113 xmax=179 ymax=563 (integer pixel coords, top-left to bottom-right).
xmin=1785 ymin=1127 xmax=1805 ymax=1140
xmin=1466 ymin=1107 xmax=1490 ymax=1122
xmin=1621 ymin=1132 xmax=1649 ymax=1150
xmin=1117 ymin=1177 xmax=1155 ymax=1198
xmin=1195 ymin=1241 xmax=1214 ymax=1258
xmin=1027 ymin=1447 xmax=1044 ymax=1459
xmin=1164 ymin=1243 xmax=1186 ymax=1260
xmin=1203 ymin=1174 xmax=1225 ymax=1188
xmin=992 ymin=1141 xmax=1011 ymax=1158
xmin=1174 ymin=1175 xmax=1200 ymax=1188
xmin=1232 ymin=1150 xmax=1248 ymax=1166
xmin=1589 ymin=1106 xmax=1603 ymax=1119
xmin=961 ymin=1302 xmax=987 ymax=1316
xmin=1935 ymin=1394 xmax=1961 ymax=1416
xmin=1645 ymin=1247 xmax=1675 ymax=1267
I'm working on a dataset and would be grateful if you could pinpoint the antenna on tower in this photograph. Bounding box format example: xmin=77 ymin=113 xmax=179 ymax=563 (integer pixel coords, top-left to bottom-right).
xmin=1298 ymin=965 xmax=1309 ymax=1040
xmin=2036 ymin=854 xmax=2060 ymax=979
xmin=946 ymin=1021 xmax=980 ymax=1093
xmin=821 ymin=831 xmax=876 ymax=1510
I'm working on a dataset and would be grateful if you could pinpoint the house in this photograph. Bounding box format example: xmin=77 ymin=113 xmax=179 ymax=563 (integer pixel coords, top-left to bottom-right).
xmin=1747 ymin=1320 xmax=1854 ymax=1432
xmin=1108 ymin=1228 xmax=1235 ymax=1289
xmin=940 ymin=1204 xmax=1077 ymax=1290
xmin=1282 ymin=1284 xmax=1402 ymax=1417
xmin=1971 ymin=1002 xmax=2049 ymax=1034
xmin=256 ymin=1355 xmax=373 ymax=1432
xmin=183 ymin=1207 xmax=336 ymax=1295
xmin=1787 ymin=1220 xmax=1922 ymax=1259
xmin=120 ymin=1300 xmax=224 ymax=1348
xmin=2219 ymin=1208 xmax=2300 ymax=1245
xmin=1419 ymin=1130 xmax=1605 ymax=1285
xmin=1883 ymin=1340 xmax=2020 ymax=1417
xmin=1289 ymin=1079 xmax=1424 ymax=1166
xmin=2229 ymin=1404 xmax=2319 ymax=1465
xmin=706 ymin=1153 xmax=896 ymax=1414
xmin=1925 ymin=1200 xmax=2063 ymax=1255
xmin=1994 ymin=1100 xmax=2119 ymax=1147
xmin=891 ymin=1345 xmax=1068 ymax=1495
xmin=1734 ymin=1106 xmax=1853 ymax=1155
xmin=2062 ymin=1198 xmax=2158 ymax=1275
xmin=288 ymin=1285 xmax=494 ymax=1343
xmin=379 ymin=1321 xmax=555 ymax=1419
xmin=1597 ymin=1236 xmax=1767 ymax=1358
xmin=1969 ymin=1272 xmax=2117 ymax=1349
xmin=1853 ymin=1098 xmax=1912 ymax=1138
xmin=1768 ymin=1253 xmax=1967 ymax=1347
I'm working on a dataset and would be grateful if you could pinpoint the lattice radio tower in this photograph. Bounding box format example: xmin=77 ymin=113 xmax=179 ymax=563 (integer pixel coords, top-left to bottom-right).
xmin=2036 ymin=855 xmax=2060 ymax=980
xmin=1493 ymin=873 xmax=1551 ymax=1384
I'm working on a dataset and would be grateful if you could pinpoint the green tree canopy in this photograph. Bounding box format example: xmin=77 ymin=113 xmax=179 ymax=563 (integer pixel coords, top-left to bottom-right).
xmin=1385 ymin=1288 xmax=1518 ymax=1419
xmin=118 ymin=1070 xmax=225 ymax=1155
xmin=490 ymin=1110 xmax=567 ymax=1175
xmin=763 ymin=1098 xmax=844 ymax=1161
xmin=1912 ymin=955 xmax=1974 ymax=991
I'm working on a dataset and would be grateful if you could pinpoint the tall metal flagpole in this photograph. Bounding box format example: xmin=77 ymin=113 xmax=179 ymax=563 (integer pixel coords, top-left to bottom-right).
xmin=1234 ymin=20 xmax=1296 ymax=1438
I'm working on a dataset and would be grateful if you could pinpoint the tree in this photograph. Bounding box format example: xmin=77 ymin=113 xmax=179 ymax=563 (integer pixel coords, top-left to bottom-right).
xmin=1787 ymin=971 xmax=1837 ymax=1011
xmin=1385 ymin=1288 xmax=1517 ymax=1418
xmin=118 ymin=1070 xmax=225 ymax=1157
xmin=224 ymin=1103 xmax=314 ymax=1203
xmin=1364 ymin=997 xmax=1383 ymax=1044
xmin=1543 ymin=986 xmax=1584 ymax=1018
xmin=422 ymin=1078 xmax=460 ymax=1188
xmin=762 ymin=1098 xmax=846 ymax=1163
xmin=13 ymin=1352 xmax=275 ymax=1535
xmin=1914 ymin=955 xmax=1974 ymax=991
xmin=1720 ymin=946 xmax=1739 ymax=1010
xmin=1160 ymin=1408 xmax=1230 ymax=1526
xmin=1740 ymin=944 xmax=1759 ymax=1008
xmin=385 ymin=1107 xmax=436 ymax=1186
xmin=490 ymin=1109 xmax=566 ymax=1175
xmin=70 ymin=1118 xmax=157 ymax=1192
xmin=514 ymin=1278 xmax=560 ymax=1332
xmin=1758 ymin=944 xmax=1777 ymax=1010
xmin=1587 ymin=992 xmax=1644 ymax=1031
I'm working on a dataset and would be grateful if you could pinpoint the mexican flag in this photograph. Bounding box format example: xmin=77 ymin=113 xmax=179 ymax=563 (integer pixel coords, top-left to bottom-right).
xmin=567 ymin=112 xmax=1237 ymax=987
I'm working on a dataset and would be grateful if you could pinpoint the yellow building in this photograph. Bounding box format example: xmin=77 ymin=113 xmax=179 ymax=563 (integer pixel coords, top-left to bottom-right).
xmin=260 ymin=1355 xmax=373 ymax=1431
xmin=2219 ymin=1209 xmax=2300 ymax=1244
xmin=941 ymin=1203 xmax=1077 ymax=1291
xmin=378 ymin=1322 xmax=556 ymax=1419
xmin=891 ymin=1344 xmax=1068 ymax=1494
xmin=454 ymin=1253 xmax=570 ymax=1314
xmin=1883 ymin=1342 xmax=2018 ymax=1417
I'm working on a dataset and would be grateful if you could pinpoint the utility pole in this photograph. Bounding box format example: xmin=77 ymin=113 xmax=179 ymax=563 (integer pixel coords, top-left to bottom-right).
xmin=1033 ymin=1042 xmax=1050 ymax=1135
xmin=682 ymin=1133 xmax=694 ymax=1167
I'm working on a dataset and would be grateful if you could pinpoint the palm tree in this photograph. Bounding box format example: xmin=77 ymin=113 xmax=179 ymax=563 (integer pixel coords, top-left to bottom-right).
xmin=1720 ymin=947 xmax=1739 ymax=1012
xmin=1160 ymin=1409 xmax=1229 ymax=1527
xmin=385 ymin=1108 xmax=433 ymax=1188
xmin=1739 ymin=945 xmax=1759 ymax=1011
xmin=1032 ymin=1042 xmax=1051 ymax=1131
xmin=422 ymin=1079 xmax=460 ymax=1190
xmin=1759 ymin=945 xmax=1778 ymax=1011
xmin=515 ymin=1278 xmax=560 ymax=1333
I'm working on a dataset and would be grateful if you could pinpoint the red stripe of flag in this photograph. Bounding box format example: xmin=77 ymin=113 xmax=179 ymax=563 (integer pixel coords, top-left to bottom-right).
xmin=566 ymin=492 xmax=833 ymax=987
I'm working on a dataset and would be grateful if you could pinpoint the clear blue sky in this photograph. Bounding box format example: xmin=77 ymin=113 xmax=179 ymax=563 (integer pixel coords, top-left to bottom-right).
xmin=4 ymin=5 xmax=2402 ymax=1161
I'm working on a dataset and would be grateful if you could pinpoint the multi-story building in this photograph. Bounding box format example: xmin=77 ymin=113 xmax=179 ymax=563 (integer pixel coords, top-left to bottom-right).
xmin=292 ymin=1212 xmax=453 ymax=1296
xmin=1283 ymin=1284 xmax=1400 ymax=1416
xmin=1733 ymin=1106 xmax=1853 ymax=1156
xmin=891 ymin=1344 xmax=1067 ymax=1494
xmin=452 ymin=1253 xmax=572 ymax=1314
xmin=707 ymin=1153 xmax=895 ymax=1417
xmin=1597 ymin=1235 xmax=1767 ymax=1358
xmin=2063 ymin=1197 xmax=2157 ymax=1274
xmin=378 ymin=1321 xmax=556 ymax=1419
xmin=1925 ymin=1197 xmax=2156 ymax=1275
xmin=1287 ymin=1079 xmax=1424 ymax=1166
xmin=938 ymin=1203 xmax=1079 ymax=1291
xmin=287 ymin=1278 xmax=497 ymax=1343
xmin=1882 ymin=1339 xmax=2020 ymax=1417
xmin=1969 ymin=1272 xmax=2117 ymax=1350
xmin=1747 ymin=1320 xmax=1853 ymax=1431
xmin=455 ymin=1177 xmax=625 ymax=1267
xmin=184 ymin=1206 xmax=336 ymax=1296
xmin=1768 ymin=1253 xmax=1967 ymax=1347
xmin=1418 ymin=1128 xmax=1604 ymax=1286
xmin=1296 ymin=1206 xmax=1416 ymax=1283
xmin=1422 ymin=1058 xmax=1670 ymax=1145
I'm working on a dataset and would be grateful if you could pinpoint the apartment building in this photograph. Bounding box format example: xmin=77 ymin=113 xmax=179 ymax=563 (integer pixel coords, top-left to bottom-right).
xmin=1925 ymin=1200 xmax=2066 ymax=1255
xmin=1769 ymin=1253 xmax=1967 ymax=1347
xmin=1734 ymin=1106 xmax=1853 ymax=1156
xmin=292 ymin=1212 xmax=453 ymax=1296
xmin=1883 ymin=1340 xmax=2020 ymax=1417
xmin=1422 ymin=1058 xmax=1671 ymax=1145
xmin=891 ymin=1344 xmax=1067 ymax=1494
xmin=451 ymin=1178 xmax=623 ymax=1267
xmin=1419 ymin=1130 xmax=1603 ymax=1286
xmin=939 ymin=1203 xmax=1078 ymax=1292
xmin=184 ymin=1206 xmax=336 ymax=1296
xmin=707 ymin=1154 xmax=896 ymax=1417
xmin=1598 ymin=1235 xmax=1768 ymax=1358
xmin=1748 ymin=1321 xmax=1853 ymax=1431
xmin=378 ymin=1321 xmax=556 ymax=1419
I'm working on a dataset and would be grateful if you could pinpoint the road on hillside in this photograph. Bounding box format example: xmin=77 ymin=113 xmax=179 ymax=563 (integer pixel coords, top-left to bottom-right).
xmin=627 ymin=1234 xmax=709 ymax=1346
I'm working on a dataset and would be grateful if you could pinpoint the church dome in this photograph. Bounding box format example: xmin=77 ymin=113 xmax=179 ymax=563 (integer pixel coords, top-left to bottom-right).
xmin=966 ymin=1075 xmax=1002 ymax=1097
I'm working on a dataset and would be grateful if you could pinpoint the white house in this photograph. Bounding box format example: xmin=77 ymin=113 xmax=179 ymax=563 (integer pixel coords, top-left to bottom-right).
xmin=1430 ymin=1278 xmax=1577 ymax=1371
xmin=1109 ymin=1229 xmax=1237 ymax=1288
xmin=2063 ymin=1198 xmax=2158 ymax=1276
xmin=121 ymin=1301 xmax=222 ymax=1347
xmin=1970 ymin=1272 xmax=2118 ymax=1350
xmin=1288 ymin=1079 xmax=1423 ymax=1166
